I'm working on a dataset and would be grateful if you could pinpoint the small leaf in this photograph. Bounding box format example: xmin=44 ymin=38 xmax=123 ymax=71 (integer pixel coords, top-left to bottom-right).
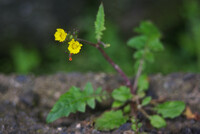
xmin=112 ymin=86 xmax=132 ymax=102
xmin=149 ymin=115 xmax=166 ymax=128
xmin=131 ymin=118 xmax=142 ymax=131
xmin=95 ymin=110 xmax=128 ymax=131
xmin=137 ymin=74 xmax=149 ymax=92
xmin=84 ymin=82 xmax=94 ymax=95
xmin=112 ymin=101 xmax=124 ymax=108
xmin=87 ymin=98 xmax=95 ymax=109
xmin=155 ymin=101 xmax=186 ymax=119
xmin=95 ymin=3 xmax=106 ymax=41
xmin=134 ymin=21 xmax=161 ymax=38
xmin=123 ymin=104 xmax=131 ymax=114
xmin=141 ymin=96 xmax=152 ymax=106
xmin=148 ymin=38 xmax=164 ymax=52
xmin=127 ymin=35 xmax=147 ymax=49
xmin=131 ymin=122 xmax=142 ymax=131
xmin=133 ymin=50 xmax=144 ymax=59
xmin=77 ymin=102 xmax=86 ymax=112
xmin=144 ymin=50 xmax=154 ymax=63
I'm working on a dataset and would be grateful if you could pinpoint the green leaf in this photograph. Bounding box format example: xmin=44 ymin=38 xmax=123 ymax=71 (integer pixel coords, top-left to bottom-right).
xmin=133 ymin=50 xmax=144 ymax=59
xmin=127 ymin=35 xmax=147 ymax=49
xmin=149 ymin=115 xmax=166 ymax=128
xmin=155 ymin=101 xmax=186 ymax=119
xmin=95 ymin=110 xmax=128 ymax=131
xmin=123 ymin=104 xmax=131 ymax=114
xmin=148 ymin=38 xmax=164 ymax=52
xmin=141 ymin=96 xmax=152 ymax=106
xmin=123 ymin=105 xmax=131 ymax=114
xmin=134 ymin=21 xmax=161 ymax=38
xmin=87 ymin=98 xmax=95 ymax=109
xmin=95 ymin=3 xmax=106 ymax=41
xmin=137 ymin=75 xmax=149 ymax=92
xmin=131 ymin=123 xmax=142 ymax=131
xmin=46 ymin=83 xmax=104 ymax=123
xmin=144 ymin=50 xmax=154 ymax=63
xmin=131 ymin=118 xmax=142 ymax=131
xmin=112 ymin=101 xmax=124 ymax=108
xmin=112 ymin=86 xmax=132 ymax=102
xmin=84 ymin=82 xmax=94 ymax=95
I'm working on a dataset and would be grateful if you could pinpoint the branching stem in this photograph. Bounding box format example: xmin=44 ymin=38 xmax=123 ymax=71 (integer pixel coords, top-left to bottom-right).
xmin=77 ymin=38 xmax=132 ymax=91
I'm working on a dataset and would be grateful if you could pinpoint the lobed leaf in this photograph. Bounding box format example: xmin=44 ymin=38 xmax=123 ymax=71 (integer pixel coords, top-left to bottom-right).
xmin=46 ymin=83 xmax=104 ymax=123
xmin=95 ymin=110 xmax=128 ymax=131
xmin=95 ymin=3 xmax=106 ymax=41
xmin=154 ymin=101 xmax=186 ymax=119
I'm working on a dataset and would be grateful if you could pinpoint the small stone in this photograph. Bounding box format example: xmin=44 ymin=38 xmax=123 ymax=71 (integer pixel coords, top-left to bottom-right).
xmin=76 ymin=123 xmax=81 ymax=129
xmin=57 ymin=127 xmax=62 ymax=131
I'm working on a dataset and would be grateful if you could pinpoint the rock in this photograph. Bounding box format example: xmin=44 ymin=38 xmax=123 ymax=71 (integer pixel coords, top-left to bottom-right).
xmin=0 ymin=73 xmax=199 ymax=133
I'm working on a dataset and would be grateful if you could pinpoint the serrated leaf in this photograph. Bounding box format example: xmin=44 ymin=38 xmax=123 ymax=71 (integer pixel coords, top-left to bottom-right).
xmin=95 ymin=3 xmax=106 ymax=41
xmin=127 ymin=35 xmax=147 ymax=49
xmin=155 ymin=101 xmax=186 ymax=119
xmin=137 ymin=74 xmax=149 ymax=92
xmin=134 ymin=21 xmax=161 ymax=38
xmin=141 ymin=96 xmax=152 ymax=106
xmin=149 ymin=115 xmax=166 ymax=128
xmin=46 ymin=83 xmax=104 ymax=123
xmin=95 ymin=110 xmax=128 ymax=131
xmin=112 ymin=86 xmax=132 ymax=102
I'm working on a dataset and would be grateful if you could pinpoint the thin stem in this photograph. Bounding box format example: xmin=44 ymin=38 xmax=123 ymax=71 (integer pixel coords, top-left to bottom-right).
xmin=132 ymin=59 xmax=144 ymax=94
xmin=77 ymin=38 xmax=132 ymax=90
xmin=138 ymin=107 xmax=150 ymax=119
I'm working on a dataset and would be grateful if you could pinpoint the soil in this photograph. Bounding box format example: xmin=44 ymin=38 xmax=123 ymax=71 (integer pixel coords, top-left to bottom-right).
xmin=0 ymin=73 xmax=199 ymax=134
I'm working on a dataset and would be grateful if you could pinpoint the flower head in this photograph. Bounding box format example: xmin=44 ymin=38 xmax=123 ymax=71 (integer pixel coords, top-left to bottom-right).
xmin=54 ymin=28 xmax=67 ymax=42
xmin=68 ymin=39 xmax=83 ymax=54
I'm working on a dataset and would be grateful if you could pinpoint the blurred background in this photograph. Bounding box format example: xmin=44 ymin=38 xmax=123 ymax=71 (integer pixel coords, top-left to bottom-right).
xmin=0 ymin=0 xmax=199 ymax=76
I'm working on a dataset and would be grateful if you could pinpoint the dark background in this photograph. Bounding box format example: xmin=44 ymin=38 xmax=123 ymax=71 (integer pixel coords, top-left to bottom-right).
xmin=0 ymin=0 xmax=199 ymax=75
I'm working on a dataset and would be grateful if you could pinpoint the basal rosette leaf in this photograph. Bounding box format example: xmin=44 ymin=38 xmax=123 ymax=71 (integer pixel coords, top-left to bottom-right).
xmin=149 ymin=115 xmax=166 ymax=128
xmin=46 ymin=83 xmax=105 ymax=123
xmin=154 ymin=101 xmax=186 ymax=119
xmin=95 ymin=110 xmax=128 ymax=131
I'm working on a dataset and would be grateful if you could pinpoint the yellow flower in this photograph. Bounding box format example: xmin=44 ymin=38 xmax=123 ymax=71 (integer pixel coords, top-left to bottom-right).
xmin=54 ymin=28 xmax=67 ymax=42
xmin=68 ymin=39 xmax=83 ymax=54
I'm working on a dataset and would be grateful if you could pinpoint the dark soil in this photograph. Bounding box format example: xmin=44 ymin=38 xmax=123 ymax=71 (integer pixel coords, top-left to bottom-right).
xmin=0 ymin=73 xmax=200 ymax=134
